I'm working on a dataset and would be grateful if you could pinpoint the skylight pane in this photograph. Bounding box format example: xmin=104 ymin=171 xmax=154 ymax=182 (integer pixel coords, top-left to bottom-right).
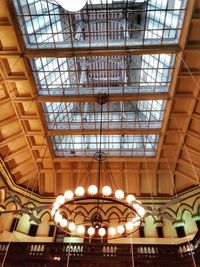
xmin=43 ymin=100 xmax=165 ymax=130
xmin=30 ymin=54 xmax=175 ymax=95
xmin=52 ymin=134 xmax=159 ymax=157
xmin=13 ymin=0 xmax=187 ymax=48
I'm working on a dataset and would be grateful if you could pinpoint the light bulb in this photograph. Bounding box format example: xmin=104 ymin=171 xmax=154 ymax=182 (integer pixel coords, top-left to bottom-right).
xmin=88 ymin=185 xmax=98 ymax=195
xmin=60 ymin=218 xmax=68 ymax=228
xmin=132 ymin=217 xmax=140 ymax=227
xmin=136 ymin=207 xmax=145 ymax=217
xmin=75 ymin=186 xmax=85 ymax=197
xmin=133 ymin=203 xmax=141 ymax=212
xmin=56 ymin=0 xmax=87 ymax=12
xmin=54 ymin=212 xmax=62 ymax=223
xmin=77 ymin=225 xmax=85 ymax=234
xmin=98 ymin=227 xmax=106 ymax=237
xmin=126 ymin=194 xmax=136 ymax=204
xmin=88 ymin=226 xmax=95 ymax=236
xmin=56 ymin=195 xmax=65 ymax=205
xmin=68 ymin=222 xmax=76 ymax=231
xmin=108 ymin=227 xmax=116 ymax=236
xmin=64 ymin=190 xmax=73 ymax=200
xmin=125 ymin=221 xmax=134 ymax=231
xmin=132 ymin=201 xmax=145 ymax=217
xmin=117 ymin=224 xmax=125 ymax=234
xmin=51 ymin=208 xmax=56 ymax=216
xmin=53 ymin=202 xmax=60 ymax=210
xmin=115 ymin=189 xmax=124 ymax=200
xmin=102 ymin=186 xmax=112 ymax=196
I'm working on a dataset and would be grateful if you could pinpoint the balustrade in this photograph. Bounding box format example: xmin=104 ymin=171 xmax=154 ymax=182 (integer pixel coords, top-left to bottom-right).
xmin=0 ymin=230 xmax=200 ymax=266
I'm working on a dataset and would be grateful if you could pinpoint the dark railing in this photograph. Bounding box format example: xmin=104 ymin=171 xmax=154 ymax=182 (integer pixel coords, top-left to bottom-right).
xmin=0 ymin=231 xmax=200 ymax=266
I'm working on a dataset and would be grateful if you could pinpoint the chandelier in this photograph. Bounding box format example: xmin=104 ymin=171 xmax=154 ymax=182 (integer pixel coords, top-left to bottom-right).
xmin=51 ymin=94 xmax=145 ymax=240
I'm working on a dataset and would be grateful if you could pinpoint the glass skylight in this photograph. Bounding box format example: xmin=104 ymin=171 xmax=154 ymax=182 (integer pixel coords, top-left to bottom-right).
xmin=14 ymin=0 xmax=187 ymax=48
xmin=30 ymin=54 xmax=175 ymax=95
xmin=12 ymin=0 xmax=186 ymax=158
xmin=52 ymin=134 xmax=159 ymax=157
xmin=44 ymin=100 xmax=165 ymax=130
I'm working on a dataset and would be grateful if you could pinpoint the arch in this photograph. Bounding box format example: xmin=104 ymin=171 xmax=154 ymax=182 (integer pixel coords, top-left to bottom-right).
xmin=144 ymin=213 xmax=155 ymax=224
xmin=88 ymin=205 xmax=106 ymax=218
xmin=177 ymin=203 xmax=194 ymax=220
xmin=181 ymin=207 xmax=193 ymax=218
xmin=107 ymin=211 xmax=120 ymax=222
xmin=40 ymin=211 xmax=51 ymax=222
xmin=4 ymin=200 xmax=17 ymax=211
xmin=105 ymin=205 xmax=125 ymax=219
xmin=73 ymin=205 xmax=90 ymax=218
xmin=163 ymin=207 xmax=178 ymax=220
xmin=192 ymin=196 xmax=200 ymax=215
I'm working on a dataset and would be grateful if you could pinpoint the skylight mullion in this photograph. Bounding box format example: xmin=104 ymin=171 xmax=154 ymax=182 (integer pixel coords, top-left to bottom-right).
xmin=52 ymin=134 xmax=158 ymax=157
xmin=14 ymin=0 xmax=187 ymax=48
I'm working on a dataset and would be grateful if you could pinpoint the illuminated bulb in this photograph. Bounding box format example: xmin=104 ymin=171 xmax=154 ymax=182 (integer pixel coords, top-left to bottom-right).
xmin=56 ymin=0 xmax=87 ymax=12
xmin=56 ymin=195 xmax=65 ymax=205
xmin=60 ymin=218 xmax=68 ymax=228
xmin=132 ymin=217 xmax=140 ymax=227
xmin=88 ymin=185 xmax=98 ymax=195
xmin=125 ymin=221 xmax=134 ymax=231
xmin=64 ymin=190 xmax=73 ymax=200
xmin=51 ymin=208 xmax=56 ymax=216
xmin=133 ymin=201 xmax=145 ymax=217
xmin=133 ymin=203 xmax=141 ymax=210
xmin=75 ymin=186 xmax=85 ymax=197
xmin=108 ymin=227 xmax=116 ymax=236
xmin=77 ymin=225 xmax=85 ymax=234
xmin=126 ymin=194 xmax=136 ymax=204
xmin=53 ymin=202 xmax=60 ymax=210
xmin=98 ymin=227 xmax=106 ymax=237
xmin=117 ymin=224 xmax=125 ymax=234
xmin=102 ymin=186 xmax=112 ymax=196
xmin=68 ymin=222 xmax=76 ymax=231
xmin=88 ymin=226 xmax=95 ymax=236
xmin=54 ymin=212 xmax=62 ymax=223
xmin=115 ymin=189 xmax=124 ymax=200
xmin=137 ymin=207 xmax=145 ymax=217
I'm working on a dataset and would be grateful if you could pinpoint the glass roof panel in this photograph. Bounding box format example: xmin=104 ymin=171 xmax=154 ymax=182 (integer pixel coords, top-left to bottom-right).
xmin=13 ymin=0 xmax=187 ymax=48
xmin=30 ymin=54 xmax=175 ymax=95
xmin=52 ymin=134 xmax=159 ymax=157
xmin=44 ymin=100 xmax=165 ymax=130
xmin=12 ymin=0 xmax=184 ymax=158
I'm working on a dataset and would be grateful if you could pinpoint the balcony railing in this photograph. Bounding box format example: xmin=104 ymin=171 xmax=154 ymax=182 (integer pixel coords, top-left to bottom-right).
xmin=0 ymin=230 xmax=200 ymax=266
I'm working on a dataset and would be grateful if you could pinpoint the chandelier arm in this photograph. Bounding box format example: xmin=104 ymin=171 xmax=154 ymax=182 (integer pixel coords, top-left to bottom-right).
xmin=54 ymin=196 xmax=143 ymax=240
xmin=58 ymin=196 xmax=141 ymax=216
xmin=63 ymin=209 xmax=91 ymax=221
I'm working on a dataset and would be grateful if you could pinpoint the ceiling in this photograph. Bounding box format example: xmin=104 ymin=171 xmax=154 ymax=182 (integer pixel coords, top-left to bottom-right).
xmin=0 ymin=0 xmax=200 ymax=199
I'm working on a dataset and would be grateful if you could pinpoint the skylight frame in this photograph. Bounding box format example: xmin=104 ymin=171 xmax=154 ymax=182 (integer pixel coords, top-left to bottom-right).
xmin=13 ymin=0 xmax=187 ymax=49
xmin=52 ymin=134 xmax=159 ymax=157
xmin=30 ymin=54 xmax=175 ymax=96
xmin=43 ymin=100 xmax=165 ymax=130
xmin=11 ymin=0 xmax=187 ymax=158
